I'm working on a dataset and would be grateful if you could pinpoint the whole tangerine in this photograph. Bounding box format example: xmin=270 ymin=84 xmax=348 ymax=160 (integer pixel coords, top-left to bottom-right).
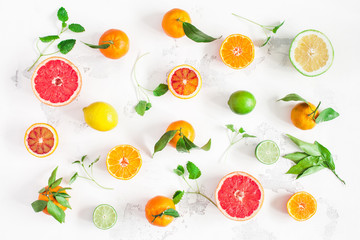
xmin=162 ymin=8 xmax=191 ymax=38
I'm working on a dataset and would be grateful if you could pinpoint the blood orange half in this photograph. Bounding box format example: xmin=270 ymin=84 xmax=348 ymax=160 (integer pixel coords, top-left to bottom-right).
xmin=31 ymin=56 xmax=82 ymax=107
xmin=24 ymin=123 xmax=58 ymax=158
xmin=167 ymin=64 xmax=202 ymax=99
xmin=215 ymin=171 xmax=264 ymax=221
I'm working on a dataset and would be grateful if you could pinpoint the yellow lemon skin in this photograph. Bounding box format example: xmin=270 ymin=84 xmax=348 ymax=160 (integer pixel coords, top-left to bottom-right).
xmin=83 ymin=102 xmax=118 ymax=131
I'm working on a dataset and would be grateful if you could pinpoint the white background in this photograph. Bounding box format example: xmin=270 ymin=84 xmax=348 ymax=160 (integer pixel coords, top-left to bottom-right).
xmin=1 ymin=0 xmax=360 ymax=239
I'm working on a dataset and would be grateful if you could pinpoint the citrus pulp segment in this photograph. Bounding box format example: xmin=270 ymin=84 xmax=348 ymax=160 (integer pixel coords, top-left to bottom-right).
xmin=93 ymin=204 xmax=117 ymax=230
xmin=289 ymin=29 xmax=334 ymax=77
xmin=255 ymin=140 xmax=280 ymax=165
xmin=31 ymin=56 xmax=82 ymax=106
xmin=167 ymin=65 xmax=202 ymax=99
xmin=106 ymin=145 xmax=142 ymax=180
xmin=215 ymin=172 xmax=264 ymax=221
xmin=220 ymin=34 xmax=255 ymax=69
xmin=287 ymin=191 xmax=317 ymax=221
xmin=24 ymin=123 xmax=58 ymax=158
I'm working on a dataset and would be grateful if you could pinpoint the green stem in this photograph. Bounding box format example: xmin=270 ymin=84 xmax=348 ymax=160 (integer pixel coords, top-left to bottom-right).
xmin=232 ymin=13 xmax=273 ymax=31
xmin=186 ymin=191 xmax=217 ymax=207
xmin=81 ymin=164 xmax=113 ymax=190
xmin=308 ymin=101 xmax=321 ymax=120
xmin=182 ymin=175 xmax=196 ymax=192
xmin=132 ymin=53 xmax=150 ymax=101
xmin=332 ymin=170 xmax=346 ymax=184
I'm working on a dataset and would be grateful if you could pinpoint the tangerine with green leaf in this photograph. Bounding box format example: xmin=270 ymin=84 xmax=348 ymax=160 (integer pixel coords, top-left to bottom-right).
xmin=166 ymin=120 xmax=195 ymax=148
xmin=162 ymin=8 xmax=191 ymax=38
xmin=145 ymin=196 xmax=178 ymax=227
xmin=98 ymin=29 xmax=129 ymax=59
xmin=38 ymin=186 xmax=68 ymax=215
xmin=291 ymin=102 xmax=319 ymax=130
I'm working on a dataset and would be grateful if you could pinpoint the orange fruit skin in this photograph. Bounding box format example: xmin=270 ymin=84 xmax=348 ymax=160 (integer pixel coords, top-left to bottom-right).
xmin=38 ymin=186 xmax=67 ymax=215
xmin=99 ymin=29 xmax=129 ymax=59
xmin=290 ymin=102 xmax=319 ymax=130
xmin=162 ymin=8 xmax=191 ymax=38
xmin=287 ymin=191 xmax=317 ymax=221
xmin=145 ymin=196 xmax=176 ymax=227
xmin=166 ymin=120 xmax=195 ymax=148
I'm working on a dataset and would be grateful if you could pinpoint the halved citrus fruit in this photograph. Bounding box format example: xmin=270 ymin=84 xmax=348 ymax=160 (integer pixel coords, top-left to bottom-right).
xmin=167 ymin=64 xmax=202 ymax=99
xmin=220 ymin=34 xmax=255 ymax=69
xmin=289 ymin=29 xmax=334 ymax=77
xmin=24 ymin=123 xmax=58 ymax=158
xmin=31 ymin=56 xmax=82 ymax=106
xmin=215 ymin=171 xmax=264 ymax=221
xmin=106 ymin=145 xmax=142 ymax=180
xmin=287 ymin=191 xmax=317 ymax=221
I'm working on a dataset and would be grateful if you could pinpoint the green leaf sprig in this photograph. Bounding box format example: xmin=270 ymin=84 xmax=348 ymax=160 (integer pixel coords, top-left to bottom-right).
xmin=132 ymin=53 xmax=169 ymax=116
xmin=222 ymin=124 xmax=256 ymax=162
xmin=284 ymin=134 xmax=345 ymax=184
xmin=153 ymin=128 xmax=211 ymax=157
xmin=232 ymin=13 xmax=284 ymax=47
xmin=71 ymin=155 xmax=113 ymax=190
xmin=179 ymin=21 xmax=221 ymax=43
xmin=278 ymin=93 xmax=340 ymax=124
xmin=31 ymin=166 xmax=72 ymax=223
xmin=172 ymin=161 xmax=217 ymax=207
xmin=152 ymin=208 xmax=180 ymax=223
xmin=28 ymin=7 xmax=85 ymax=71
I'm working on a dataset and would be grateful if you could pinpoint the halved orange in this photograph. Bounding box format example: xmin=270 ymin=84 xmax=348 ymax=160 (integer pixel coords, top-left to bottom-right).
xmin=24 ymin=123 xmax=58 ymax=158
xmin=287 ymin=191 xmax=317 ymax=221
xmin=167 ymin=64 xmax=202 ymax=99
xmin=220 ymin=34 xmax=255 ymax=69
xmin=106 ymin=145 xmax=142 ymax=180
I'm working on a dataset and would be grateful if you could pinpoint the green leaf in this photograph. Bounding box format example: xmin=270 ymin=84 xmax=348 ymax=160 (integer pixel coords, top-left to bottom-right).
xmin=82 ymin=42 xmax=110 ymax=49
xmin=68 ymin=23 xmax=85 ymax=33
xmin=286 ymin=156 xmax=321 ymax=175
xmin=277 ymin=93 xmax=307 ymax=103
xmin=296 ymin=165 xmax=325 ymax=179
xmin=57 ymin=187 xmax=72 ymax=192
xmin=283 ymin=152 xmax=309 ymax=163
xmin=57 ymin=39 xmax=76 ymax=54
xmin=186 ymin=161 xmax=201 ymax=179
xmin=261 ymin=36 xmax=271 ymax=47
xmin=272 ymin=21 xmax=285 ymax=33
xmin=69 ymin=172 xmax=78 ymax=185
xmin=52 ymin=192 xmax=71 ymax=198
xmin=57 ymin=7 xmax=68 ymax=23
xmin=183 ymin=135 xmax=198 ymax=150
xmin=226 ymin=124 xmax=236 ymax=132
xmin=55 ymin=196 xmax=72 ymax=209
xmin=135 ymin=100 xmax=149 ymax=116
xmin=47 ymin=200 xmax=65 ymax=223
xmin=81 ymin=155 xmax=87 ymax=162
xmin=239 ymin=127 xmax=245 ymax=133
xmin=286 ymin=134 xmax=320 ymax=156
xmin=62 ymin=22 xmax=67 ymax=28
xmin=176 ymin=137 xmax=189 ymax=153
xmin=72 ymin=160 xmax=81 ymax=164
xmin=153 ymin=130 xmax=178 ymax=156
xmin=315 ymin=108 xmax=340 ymax=124
xmin=31 ymin=200 xmax=48 ymax=212
xmin=89 ymin=156 xmax=100 ymax=168
xmin=315 ymin=141 xmax=335 ymax=170
xmin=163 ymin=208 xmax=179 ymax=218
xmin=39 ymin=35 xmax=59 ymax=43
xmin=50 ymin=178 xmax=62 ymax=188
xmin=48 ymin=166 xmax=58 ymax=186
xmin=146 ymin=102 xmax=152 ymax=110
xmin=153 ymin=83 xmax=168 ymax=96
xmin=201 ymin=139 xmax=211 ymax=151
xmin=173 ymin=165 xmax=185 ymax=176
xmin=242 ymin=133 xmax=256 ymax=138
xmin=182 ymin=22 xmax=220 ymax=43
xmin=38 ymin=187 xmax=46 ymax=193
xmin=172 ymin=190 xmax=184 ymax=204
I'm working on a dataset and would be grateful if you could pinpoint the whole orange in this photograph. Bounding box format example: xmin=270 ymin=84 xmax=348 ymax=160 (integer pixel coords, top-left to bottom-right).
xmin=166 ymin=120 xmax=195 ymax=148
xmin=162 ymin=8 xmax=191 ymax=38
xmin=290 ymin=102 xmax=319 ymax=130
xmin=98 ymin=29 xmax=129 ymax=59
xmin=38 ymin=186 xmax=68 ymax=215
xmin=145 ymin=196 xmax=176 ymax=227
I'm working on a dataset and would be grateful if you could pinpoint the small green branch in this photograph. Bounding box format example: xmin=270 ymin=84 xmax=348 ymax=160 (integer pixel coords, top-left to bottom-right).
xmin=80 ymin=164 xmax=113 ymax=190
xmin=186 ymin=191 xmax=217 ymax=207
xmin=332 ymin=170 xmax=346 ymax=185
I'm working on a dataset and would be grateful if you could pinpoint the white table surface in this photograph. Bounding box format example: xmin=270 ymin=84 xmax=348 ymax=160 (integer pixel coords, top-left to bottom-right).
xmin=1 ymin=0 xmax=360 ymax=239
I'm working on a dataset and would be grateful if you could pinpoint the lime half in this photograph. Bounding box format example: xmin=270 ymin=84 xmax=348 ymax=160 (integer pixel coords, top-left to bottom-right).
xmin=93 ymin=204 xmax=117 ymax=230
xmin=289 ymin=29 xmax=334 ymax=77
xmin=255 ymin=140 xmax=280 ymax=165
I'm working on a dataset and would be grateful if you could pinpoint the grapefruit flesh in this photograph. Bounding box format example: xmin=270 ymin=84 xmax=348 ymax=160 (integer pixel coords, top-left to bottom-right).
xmin=215 ymin=172 xmax=264 ymax=221
xmin=167 ymin=65 xmax=201 ymax=99
xmin=31 ymin=57 xmax=82 ymax=106
xmin=24 ymin=123 xmax=58 ymax=158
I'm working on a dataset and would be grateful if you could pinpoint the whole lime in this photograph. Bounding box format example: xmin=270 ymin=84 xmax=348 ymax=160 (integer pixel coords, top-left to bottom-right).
xmin=83 ymin=102 xmax=118 ymax=131
xmin=227 ymin=90 xmax=256 ymax=115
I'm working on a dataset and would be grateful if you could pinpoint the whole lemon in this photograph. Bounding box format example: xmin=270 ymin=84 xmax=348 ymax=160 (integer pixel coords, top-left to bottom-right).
xmin=83 ymin=102 xmax=118 ymax=131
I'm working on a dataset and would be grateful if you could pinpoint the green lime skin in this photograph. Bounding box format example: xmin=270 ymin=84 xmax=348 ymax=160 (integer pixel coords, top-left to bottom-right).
xmin=227 ymin=90 xmax=256 ymax=115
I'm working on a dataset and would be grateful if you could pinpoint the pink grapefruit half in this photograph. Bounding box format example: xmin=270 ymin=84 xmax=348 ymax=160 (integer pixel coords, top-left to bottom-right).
xmin=31 ymin=56 xmax=82 ymax=107
xmin=215 ymin=171 xmax=264 ymax=221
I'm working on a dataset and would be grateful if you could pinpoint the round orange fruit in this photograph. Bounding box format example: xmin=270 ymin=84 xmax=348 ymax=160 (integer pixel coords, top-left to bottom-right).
xmin=167 ymin=65 xmax=202 ymax=99
xmin=145 ymin=196 xmax=177 ymax=227
xmin=106 ymin=144 xmax=142 ymax=180
xmin=287 ymin=191 xmax=317 ymax=221
xmin=291 ymin=102 xmax=319 ymax=130
xmin=99 ymin=29 xmax=129 ymax=59
xmin=162 ymin=8 xmax=191 ymax=38
xmin=24 ymin=123 xmax=58 ymax=158
xmin=166 ymin=120 xmax=195 ymax=148
xmin=38 ymin=186 xmax=68 ymax=215
xmin=220 ymin=34 xmax=255 ymax=69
